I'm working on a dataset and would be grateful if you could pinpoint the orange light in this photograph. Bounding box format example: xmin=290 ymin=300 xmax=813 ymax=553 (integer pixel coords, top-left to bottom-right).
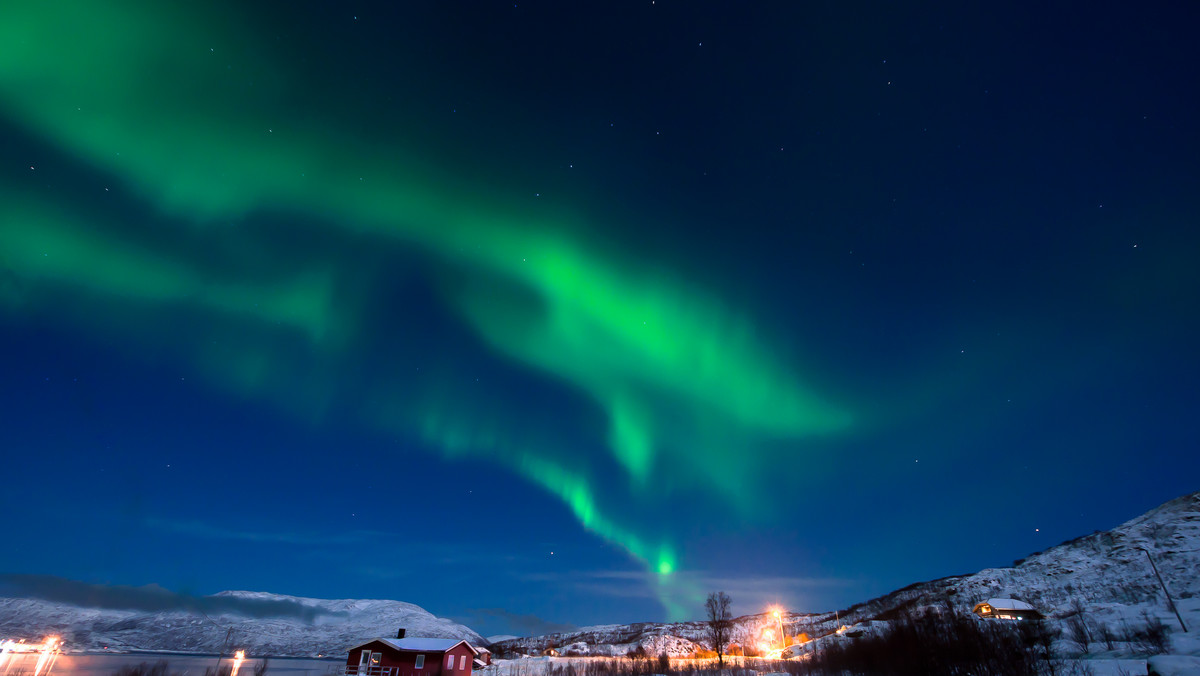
xmin=33 ymin=637 xmax=59 ymax=676
xmin=231 ymin=650 xmax=246 ymax=676
xmin=0 ymin=640 xmax=13 ymax=670
xmin=0 ymin=636 xmax=63 ymax=676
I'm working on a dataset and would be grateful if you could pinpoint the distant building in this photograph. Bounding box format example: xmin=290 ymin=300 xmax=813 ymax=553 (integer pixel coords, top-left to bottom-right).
xmin=473 ymin=647 xmax=491 ymax=668
xmin=972 ymin=598 xmax=1044 ymax=621
xmin=345 ymin=631 xmax=478 ymax=676
xmin=780 ymin=643 xmax=812 ymax=659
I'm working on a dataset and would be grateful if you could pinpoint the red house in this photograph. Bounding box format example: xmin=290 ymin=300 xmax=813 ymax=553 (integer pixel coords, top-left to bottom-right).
xmin=346 ymin=634 xmax=478 ymax=676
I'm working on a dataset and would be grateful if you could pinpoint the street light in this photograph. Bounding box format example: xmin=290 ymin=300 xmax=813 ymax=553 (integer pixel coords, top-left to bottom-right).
xmin=773 ymin=609 xmax=785 ymax=649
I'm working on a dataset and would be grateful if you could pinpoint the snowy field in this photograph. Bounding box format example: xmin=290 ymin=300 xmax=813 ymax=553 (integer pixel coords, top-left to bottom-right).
xmin=483 ymin=655 xmax=1159 ymax=676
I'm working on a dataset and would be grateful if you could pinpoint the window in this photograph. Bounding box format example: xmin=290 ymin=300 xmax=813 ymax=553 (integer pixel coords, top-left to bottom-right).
xmin=370 ymin=653 xmax=382 ymax=667
xmin=415 ymin=655 xmax=425 ymax=669
xmin=446 ymin=654 xmax=455 ymax=670
xmin=459 ymin=656 xmax=466 ymax=670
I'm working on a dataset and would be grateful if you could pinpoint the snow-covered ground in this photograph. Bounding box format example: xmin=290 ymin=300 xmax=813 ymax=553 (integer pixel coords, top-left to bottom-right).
xmin=476 ymin=654 xmax=1164 ymax=676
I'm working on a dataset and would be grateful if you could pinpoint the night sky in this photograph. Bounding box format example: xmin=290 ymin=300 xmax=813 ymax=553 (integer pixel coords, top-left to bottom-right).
xmin=2 ymin=1 xmax=1198 ymax=639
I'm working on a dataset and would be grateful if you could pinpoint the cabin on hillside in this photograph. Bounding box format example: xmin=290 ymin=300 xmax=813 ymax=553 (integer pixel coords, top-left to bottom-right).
xmin=473 ymin=647 xmax=491 ymax=668
xmin=345 ymin=629 xmax=478 ymax=676
xmin=972 ymin=598 xmax=1044 ymax=621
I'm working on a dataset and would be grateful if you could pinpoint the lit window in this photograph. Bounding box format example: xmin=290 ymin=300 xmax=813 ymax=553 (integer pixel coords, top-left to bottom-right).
xmin=371 ymin=653 xmax=382 ymax=667
xmin=415 ymin=655 xmax=425 ymax=669
xmin=446 ymin=655 xmax=455 ymax=670
xmin=459 ymin=656 xmax=466 ymax=670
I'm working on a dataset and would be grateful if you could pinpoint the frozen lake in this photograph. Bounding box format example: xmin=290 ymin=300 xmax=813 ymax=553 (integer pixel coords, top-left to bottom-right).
xmin=4 ymin=652 xmax=340 ymax=676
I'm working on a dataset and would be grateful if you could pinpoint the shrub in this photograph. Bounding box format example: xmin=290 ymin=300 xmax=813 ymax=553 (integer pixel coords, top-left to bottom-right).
xmin=115 ymin=662 xmax=173 ymax=676
xmin=803 ymin=608 xmax=1067 ymax=675
xmin=1098 ymin=623 xmax=1117 ymax=651
xmin=1125 ymin=611 xmax=1169 ymax=655
xmin=1064 ymin=600 xmax=1092 ymax=655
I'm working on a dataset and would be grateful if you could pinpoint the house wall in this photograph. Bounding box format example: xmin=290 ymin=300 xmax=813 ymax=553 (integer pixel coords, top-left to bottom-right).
xmin=974 ymin=607 xmax=1043 ymax=621
xmin=346 ymin=641 xmax=475 ymax=676
xmin=442 ymin=643 xmax=475 ymax=676
xmin=347 ymin=642 xmax=446 ymax=676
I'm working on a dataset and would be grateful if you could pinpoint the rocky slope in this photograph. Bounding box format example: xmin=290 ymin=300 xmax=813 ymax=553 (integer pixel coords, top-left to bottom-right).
xmin=829 ymin=490 xmax=1199 ymax=628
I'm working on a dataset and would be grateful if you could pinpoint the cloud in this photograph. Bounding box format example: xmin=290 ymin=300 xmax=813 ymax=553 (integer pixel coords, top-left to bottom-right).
xmin=691 ymin=575 xmax=856 ymax=617
xmin=519 ymin=570 xmax=855 ymax=619
xmin=144 ymin=518 xmax=522 ymax=579
xmin=519 ymin=570 xmax=661 ymax=601
xmin=0 ymin=574 xmax=339 ymax=621
xmin=467 ymin=608 xmax=577 ymax=637
xmin=143 ymin=517 xmax=376 ymax=547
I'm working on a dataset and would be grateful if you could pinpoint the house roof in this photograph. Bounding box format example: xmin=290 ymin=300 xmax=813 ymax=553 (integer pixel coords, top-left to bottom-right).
xmin=350 ymin=638 xmax=478 ymax=654
xmin=980 ymin=598 xmax=1037 ymax=611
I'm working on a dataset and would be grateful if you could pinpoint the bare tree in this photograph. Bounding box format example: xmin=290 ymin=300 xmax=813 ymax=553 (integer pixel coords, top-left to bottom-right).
xmin=705 ymin=591 xmax=733 ymax=667
xmin=1065 ymin=599 xmax=1092 ymax=655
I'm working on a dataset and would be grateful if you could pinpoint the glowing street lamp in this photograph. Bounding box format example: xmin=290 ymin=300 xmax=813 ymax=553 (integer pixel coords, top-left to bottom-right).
xmin=772 ymin=609 xmax=785 ymax=649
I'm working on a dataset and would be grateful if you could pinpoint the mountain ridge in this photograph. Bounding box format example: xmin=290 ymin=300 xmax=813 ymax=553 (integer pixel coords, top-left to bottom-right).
xmin=2 ymin=490 xmax=1196 ymax=659
xmin=492 ymin=490 xmax=1200 ymax=657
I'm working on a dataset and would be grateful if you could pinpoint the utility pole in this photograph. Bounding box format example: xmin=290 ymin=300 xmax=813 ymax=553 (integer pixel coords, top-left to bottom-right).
xmin=1142 ymin=548 xmax=1188 ymax=632
xmin=214 ymin=627 xmax=234 ymax=676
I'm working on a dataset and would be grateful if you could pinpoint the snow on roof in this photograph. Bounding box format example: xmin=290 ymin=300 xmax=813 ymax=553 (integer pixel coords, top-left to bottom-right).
xmin=984 ymin=598 xmax=1036 ymax=611
xmin=353 ymin=638 xmax=477 ymax=654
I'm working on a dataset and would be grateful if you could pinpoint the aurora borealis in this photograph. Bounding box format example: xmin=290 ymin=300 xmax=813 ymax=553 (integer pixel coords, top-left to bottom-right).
xmin=2 ymin=2 xmax=1198 ymax=636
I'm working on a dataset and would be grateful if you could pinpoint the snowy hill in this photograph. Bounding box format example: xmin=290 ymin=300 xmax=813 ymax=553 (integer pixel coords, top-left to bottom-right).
xmin=493 ymin=491 xmax=1200 ymax=657
xmin=0 ymin=590 xmax=484 ymax=658
xmin=828 ymin=490 xmax=1199 ymax=628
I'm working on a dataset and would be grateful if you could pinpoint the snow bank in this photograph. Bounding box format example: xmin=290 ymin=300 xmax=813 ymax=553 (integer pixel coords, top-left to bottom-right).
xmin=1147 ymin=655 xmax=1200 ymax=676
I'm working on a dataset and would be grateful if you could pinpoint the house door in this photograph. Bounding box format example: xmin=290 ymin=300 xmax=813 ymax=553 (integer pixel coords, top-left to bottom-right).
xmin=359 ymin=651 xmax=373 ymax=674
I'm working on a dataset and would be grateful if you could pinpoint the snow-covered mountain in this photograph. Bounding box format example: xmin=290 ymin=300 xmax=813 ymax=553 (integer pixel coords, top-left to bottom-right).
xmin=3 ymin=492 xmax=1195 ymax=661
xmin=493 ymin=490 xmax=1200 ymax=657
xmin=829 ymin=490 xmax=1199 ymax=628
xmin=0 ymin=590 xmax=484 ymax=658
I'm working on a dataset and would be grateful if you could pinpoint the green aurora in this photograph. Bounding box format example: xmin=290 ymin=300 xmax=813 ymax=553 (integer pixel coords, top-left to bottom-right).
xmin=0 ymin=2 xmax=852 ymax=616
